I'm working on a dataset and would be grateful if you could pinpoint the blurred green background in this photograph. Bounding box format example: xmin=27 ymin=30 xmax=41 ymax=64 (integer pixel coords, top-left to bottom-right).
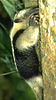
xmin=0 ymin=0 xmax=36 ymax=100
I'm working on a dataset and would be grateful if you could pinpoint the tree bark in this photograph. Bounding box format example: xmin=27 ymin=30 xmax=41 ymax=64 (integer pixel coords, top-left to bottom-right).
xmin=39 ymin=0 xmax=56 ymax=100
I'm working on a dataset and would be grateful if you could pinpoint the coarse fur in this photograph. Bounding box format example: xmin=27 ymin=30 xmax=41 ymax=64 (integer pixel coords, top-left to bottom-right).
xmin=10 ymin=7 xmax=40 ymax=79
xmin=10 ymin=8 xmax=43 ymax=100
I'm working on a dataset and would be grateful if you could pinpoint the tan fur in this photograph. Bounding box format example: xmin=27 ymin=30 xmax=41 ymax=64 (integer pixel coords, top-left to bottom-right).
xmin=10 ymin=22 xmax=25 ymax=41
xmin=10 ymin=8 xmax=39 ymax=71
xmin=15 ymin=26 xmax=39 ymax=51
xmin=14 ymin=9 xmax=29 ymax=20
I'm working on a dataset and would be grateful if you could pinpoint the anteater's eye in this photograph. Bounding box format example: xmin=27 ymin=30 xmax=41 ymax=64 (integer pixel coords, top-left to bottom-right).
xmin=14 ymin=19 xmax=22 ymax=23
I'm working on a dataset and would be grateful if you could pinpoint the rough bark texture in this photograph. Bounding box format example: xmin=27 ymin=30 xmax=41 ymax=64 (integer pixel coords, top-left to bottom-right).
xmin=39 ymin=0 xmax=56 ymax=100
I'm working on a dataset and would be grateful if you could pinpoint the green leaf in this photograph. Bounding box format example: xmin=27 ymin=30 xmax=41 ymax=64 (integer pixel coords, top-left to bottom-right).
xmin=1 ymin=0 xmax=15 ymax=20
xmin=0 ymin=0 xmax=23 ymax=20
xmin=0 ymin=24 xmax=11 ymax=54
xmin=0 ymin=70 xmax=17 ymax=76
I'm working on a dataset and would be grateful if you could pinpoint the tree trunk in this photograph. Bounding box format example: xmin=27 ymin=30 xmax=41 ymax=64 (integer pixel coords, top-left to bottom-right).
xmin=39 ymin=0 xmax=56 ymax=100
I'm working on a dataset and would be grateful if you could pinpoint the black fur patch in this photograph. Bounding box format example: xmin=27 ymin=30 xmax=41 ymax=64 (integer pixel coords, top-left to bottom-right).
xmin=13 ymin=31 xmax=40 ymax=79
xmin=13 ymin=29 xmax=41 ymax=79
xmin=14 ymin=46 xmax=40 ymax=79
